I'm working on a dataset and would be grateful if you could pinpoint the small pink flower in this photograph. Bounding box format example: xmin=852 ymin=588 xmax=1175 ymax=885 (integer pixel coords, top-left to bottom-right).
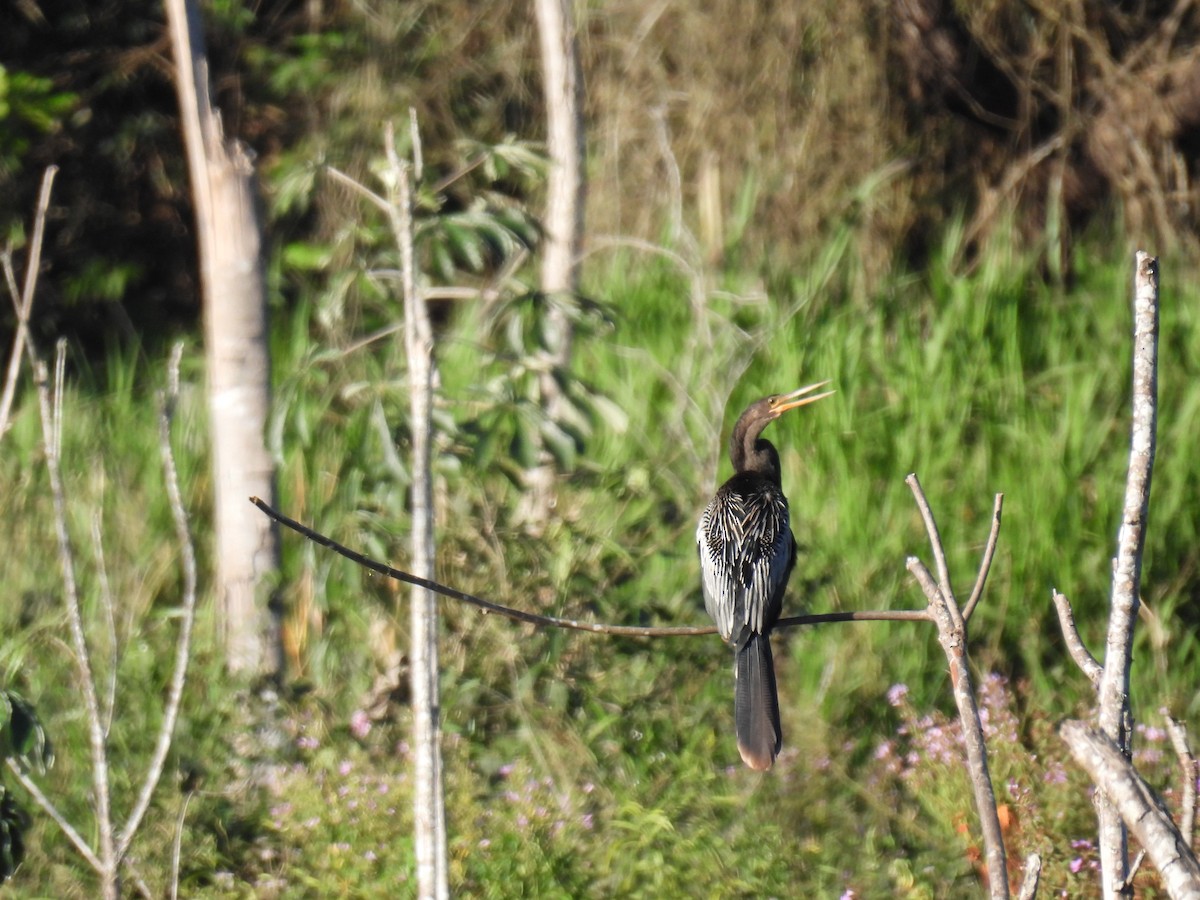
xmin=887 ymin=684 xmax=909 ymax=707
xmin=350 ymin=710 xmax=371 ymax=739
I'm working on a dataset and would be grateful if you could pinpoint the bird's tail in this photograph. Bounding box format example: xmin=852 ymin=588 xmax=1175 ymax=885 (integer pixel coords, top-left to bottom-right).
xmin=734 ymin=633 xmax=782 ymax=771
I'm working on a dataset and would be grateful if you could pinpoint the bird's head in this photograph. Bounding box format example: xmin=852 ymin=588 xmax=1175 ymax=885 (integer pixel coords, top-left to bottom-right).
xmin=729 ymin=380 xmax=834 ymax=476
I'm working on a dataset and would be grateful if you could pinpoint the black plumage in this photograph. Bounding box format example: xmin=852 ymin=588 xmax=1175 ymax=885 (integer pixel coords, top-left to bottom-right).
xmin=697 ymin=382 xmax=832 ymax=770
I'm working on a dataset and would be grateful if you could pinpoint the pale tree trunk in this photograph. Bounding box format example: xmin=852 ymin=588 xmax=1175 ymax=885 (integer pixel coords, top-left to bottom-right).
xmin=522 ymin=0 xmax=586 ymax=529
xmin=1094 ymin=252 xmax=1159 ymax=897
xmin=165 ymin=0 xmax=283 ymax=677
xmin=386 ymin=133 xmax=449 ymax=900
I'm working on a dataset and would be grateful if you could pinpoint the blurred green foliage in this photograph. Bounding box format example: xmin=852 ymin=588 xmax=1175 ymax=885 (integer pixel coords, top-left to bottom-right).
xmin=2 ymin=222 xmax=1197 ymax=895
xmin=2 ymin=0 xmax=1200 ymax=895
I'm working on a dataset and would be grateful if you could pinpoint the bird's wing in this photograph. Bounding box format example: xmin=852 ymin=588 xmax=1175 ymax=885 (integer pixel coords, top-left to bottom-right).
xmin=697 ymin=489 xmax=792 ymax=644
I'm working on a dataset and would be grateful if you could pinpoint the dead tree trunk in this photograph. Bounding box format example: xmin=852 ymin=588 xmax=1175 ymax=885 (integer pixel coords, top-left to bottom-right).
xmin=165 ymin=0 xmax=283 ymax=677
xmin=386 ymin=132 xmax=449 ymax=900
xmin=522 ymin=0 xmax=586 ymax=529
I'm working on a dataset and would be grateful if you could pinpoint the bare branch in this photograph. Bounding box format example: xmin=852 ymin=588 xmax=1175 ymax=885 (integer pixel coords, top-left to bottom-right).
xmin=33 ymin=351 xmax=116 ymax=885
xmin=90 ymin=511 xmax=119 ymax=738
xmin=5 ymin=758 xmax=104 ymax=873
xmin=118 ymin=343 xmax=200 ymax=860
xmin=325 ymin=165 xmax=392 ymax=216
xmin=1062 ymin=720 xmax=1200 ymax=898
xmin=170 ymin=792 xmax=194 ymax=900
xmin=1124 ymin=850 xmax=1148 ymax=890
xmin=905 ymin=483 xmax=1009 ymax=900
xmin=1051 ymin=590 xmax=1103 ymax=687
xmin=250 ymin=496 xmax=933 ymax=635
xmin=962 ymin=493 xmax=1004 ymax=622
xmin=905 ymin=473 xmax=961 ymax=631
xmin=1096 ymin=251 xmax=1161 ymax=895
xmin=0 ymin=165 xmax=57 ymax=439
xmin=1167 ymin=717 xmax=1198 ymax=852
xmin=1017 ymin=852 xmax=1042 ymax=900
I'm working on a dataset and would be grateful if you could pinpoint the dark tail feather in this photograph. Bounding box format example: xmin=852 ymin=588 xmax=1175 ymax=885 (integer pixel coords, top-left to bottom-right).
xmin=734 ymin=633 xmax=782 ymax=770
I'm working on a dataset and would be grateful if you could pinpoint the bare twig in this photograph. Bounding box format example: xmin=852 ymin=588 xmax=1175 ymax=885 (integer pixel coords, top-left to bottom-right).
xmin=1123 ymin=849 xmax=1148 ymax=889
xmin=908 ymin=558 xmax=1009 ymax=900
xmin=123 ymin=865 xmax=155 ymax=900
xmin=118 ymin=342 xmax=199 ymax=860
xmin=0 ymin=165 xmax=57 ymax=439
xmin=325 ymin=165 xmax=391 ymax=216
xmin=90 ymin=511 xmax=119 ymax=738
xmin=1017 ymin=852 xmax=1042 ymax=900
xmin=170 ymin=792 xmax=194 ymax=900
xmin=906 ymin=473 xmax=961 ymax=631
xmin=1062 ymin=720 xmax=1200 ymax=897
xmin=5 ymin=758 xmax=104 ymax=872
xmin=250 ymin=496 xmax=933 ymax=635
xmin=1052 ymin=590 xmax=1103 ymax=687
xmin=904 ymin=481 xmax=1008 ymax=900
xmin=962 ymin=493 xmax=1004 ymax=622
xmin=1096 ymin=251 xmax=1160 ymax=897
xmin=33 ymin=352 xmax=116 ymax=895
xmin=1166 ymin=717 xmax=1198 ymax=852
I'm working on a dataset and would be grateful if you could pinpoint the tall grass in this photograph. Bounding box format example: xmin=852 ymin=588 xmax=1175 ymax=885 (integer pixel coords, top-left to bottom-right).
xmin=3 ymin=226 xmax=1199 ymax=895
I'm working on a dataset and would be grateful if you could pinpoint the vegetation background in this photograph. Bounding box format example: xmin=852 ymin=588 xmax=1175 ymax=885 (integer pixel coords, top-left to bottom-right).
xmin=2 ymin=0 xmax=1200 ymax=895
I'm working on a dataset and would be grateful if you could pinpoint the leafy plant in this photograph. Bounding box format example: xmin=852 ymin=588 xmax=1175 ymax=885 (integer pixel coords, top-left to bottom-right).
xmin=0 ymin=691 xmax=52 ymax=883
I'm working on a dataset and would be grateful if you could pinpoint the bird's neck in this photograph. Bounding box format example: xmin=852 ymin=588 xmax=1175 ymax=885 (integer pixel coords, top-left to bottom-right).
xmin=730 ymin=436 xmax=783 ymax=484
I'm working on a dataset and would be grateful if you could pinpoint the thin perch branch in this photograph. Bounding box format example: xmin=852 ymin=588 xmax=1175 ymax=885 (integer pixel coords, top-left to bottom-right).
xmin=250 ymin=496 xmax=932 ymax=636
xmin=1052 ymin=590 xmax=1103 ymax=688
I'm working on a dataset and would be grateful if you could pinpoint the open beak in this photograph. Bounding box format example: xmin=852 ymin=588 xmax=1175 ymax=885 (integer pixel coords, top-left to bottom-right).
xmin=770 ymin=380 xmax=835 ymax=415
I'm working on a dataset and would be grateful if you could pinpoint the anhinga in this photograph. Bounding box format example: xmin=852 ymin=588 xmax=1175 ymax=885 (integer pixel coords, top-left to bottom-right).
xmin=697 ymin=382 xmax=833 ymax=771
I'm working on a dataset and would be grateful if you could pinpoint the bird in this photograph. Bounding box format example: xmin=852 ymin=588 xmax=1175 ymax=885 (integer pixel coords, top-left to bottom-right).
xmin=696 ymin=382 xmax=833 ymax=770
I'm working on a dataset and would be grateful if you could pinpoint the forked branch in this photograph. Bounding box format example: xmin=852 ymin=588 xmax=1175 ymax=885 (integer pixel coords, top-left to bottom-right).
xmin=904 ymin=475 xmax=1009 ymax=900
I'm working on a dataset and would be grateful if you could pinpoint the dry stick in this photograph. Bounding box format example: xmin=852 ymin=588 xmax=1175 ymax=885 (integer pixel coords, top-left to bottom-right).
xmin=4 ymin=758 xmax=103 ymax=872
xmin=250 ymin=497 xmax=933 ymax=635
xmin=117 ymin=343 xmax=200 ymax=861
xmin=0 ymin=166 xmax=56 ymax=438
xmin=1166 ymin=717 xmax=1198 ymax=852
xmin=962 ymin=493 xmax=1005 ymax=623
xmin=1052 ymin=590 xmax=1103 ymax=688
xmin=33 ymin=352 xmax=117 ymax=897
xmin=1097 ymin=251 xmax=1160 ymax=898
xmin=91 ymin=512 xmax=119 ymax=739
xmin=907 ymin=557 xmax=1008 ymax=900
xmin=906 ymin=473 xmax=961 ymax=632
xmin=905 ymin=474 xmax=1008 ymax=900
xmin=1062 ymin=721 xmax=1200 ymax=898
xmin=1126 ymin=849 xmax=1149 ymax=892
xmin=170 ymin=792 xmax=195 ymax=900
xmin=1018 ymin=853 xmax=1042 ymax=900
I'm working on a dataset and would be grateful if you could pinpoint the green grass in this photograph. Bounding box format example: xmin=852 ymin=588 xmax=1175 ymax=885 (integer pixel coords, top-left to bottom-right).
xmin=2 ymin=226 xmax=1198 ymax=896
